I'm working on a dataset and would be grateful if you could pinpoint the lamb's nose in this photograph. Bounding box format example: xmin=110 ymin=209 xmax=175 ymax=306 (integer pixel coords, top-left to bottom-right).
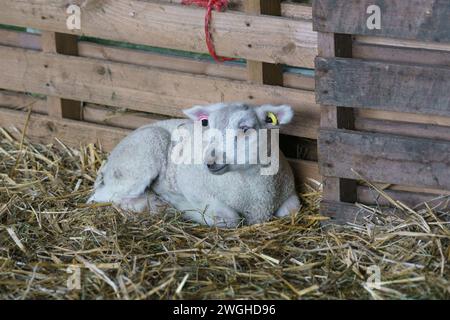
xmin=207 ymin=163 xmax=216 ymax=170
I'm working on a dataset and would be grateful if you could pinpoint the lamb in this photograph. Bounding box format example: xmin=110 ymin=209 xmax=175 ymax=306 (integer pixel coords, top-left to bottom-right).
xmin=88 ymin=102 xmax=301 ymax=228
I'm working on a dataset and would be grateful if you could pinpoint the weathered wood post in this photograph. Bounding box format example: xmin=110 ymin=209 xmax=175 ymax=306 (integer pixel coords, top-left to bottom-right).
xmin=41 ymin=31 xmax=82 ymax=120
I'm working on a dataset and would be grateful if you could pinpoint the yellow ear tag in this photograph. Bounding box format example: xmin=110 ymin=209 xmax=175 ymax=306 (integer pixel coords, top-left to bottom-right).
xmin=265 ymin=112 xmax=278 ymax=125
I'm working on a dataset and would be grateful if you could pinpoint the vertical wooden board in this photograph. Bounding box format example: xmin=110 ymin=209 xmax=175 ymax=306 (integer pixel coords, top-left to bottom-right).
xmin=316 ymin=57 xmax=450 ymax=116
xmin=316 ymin=33 xmax=356 ymax=204
xmin=245 ymin=0 xmax=283 ymax=86
xmin=319 ymin=128 xmax=450 ymax=191
xmin=313 ymin=0 xmax=450 ymax=43
xmin=41 ymin=32 xmax=82 ymax=120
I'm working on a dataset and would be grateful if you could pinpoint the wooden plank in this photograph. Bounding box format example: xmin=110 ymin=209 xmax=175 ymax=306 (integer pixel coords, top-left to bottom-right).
xmin=0 ymin=30 xmax=315 ymax=91
xmin=358 ymin=186 xmax=450 ymax=210
xmin=320 ymin=200 xmax=374 ymax=225
xmin=356 ymin=109 xmax=450 ymax=128
xmin=0 ymin=107 xmax=128 ymax=151
xmin=0 ymin=107 xmax=318 ymax=187
xmin=0 ymin=0 xmax=317 ymax=68
xmin=41 ymin=31 xmax=82 ymax=120
xmin=353 ymin=42 xmax=450 ymax=67
xmin=82 ymin=104 xmax=167 ymax=130
xmin=79 ymin=41 xmax=315 ymax=91
xmin=355 ymin=36 xmax=450 ymax=53
xmin=0 ymin=90 xmax=47 ymax=112
xmin=313 ymin=0 xmax=450 ymax=43
xmin=0 ymin=45 xmax=319 ymax=139
xmin=316 ymin=57 xmax=450 ymax=116
xmin=0 ymin=29 xmax=40 ymax=50
xmin=319 ymin=128 xmax=450 ymax=191
xmin=355 ymin=118 xmax=450 ymax=142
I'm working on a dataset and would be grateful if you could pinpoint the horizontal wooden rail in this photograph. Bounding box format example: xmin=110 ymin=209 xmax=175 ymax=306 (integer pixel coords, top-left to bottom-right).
xmin=0 ymin=45 xmax=319 ymax=139
xmin=0 ymin=0 xmax=317 ymax=68
xmin=313 ymin=0 xmax=450 ymax=43
xmin=355 ymin=118 xmax=450 ymax=142
xmin=353 ymin=42 xmax=450 ymax=66
xmin=0 ymin=29 xmax=316 ymax=91
xmin=0 ymin=106 xmax=129 ymax=151
xmin=319 ymin=129 xmax=450 ymax=191
xmin=316 ymin=57 xmax=450 ymax=116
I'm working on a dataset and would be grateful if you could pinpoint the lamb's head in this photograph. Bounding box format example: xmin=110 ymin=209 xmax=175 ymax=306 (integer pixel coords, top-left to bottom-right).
xmin=182 ymin=102 xmax=293 ymax=175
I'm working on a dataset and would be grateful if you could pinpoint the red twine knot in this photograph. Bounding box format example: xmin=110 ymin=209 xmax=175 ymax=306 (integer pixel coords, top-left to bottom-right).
xmin=181 ymin=0 xmax=235 ymax=63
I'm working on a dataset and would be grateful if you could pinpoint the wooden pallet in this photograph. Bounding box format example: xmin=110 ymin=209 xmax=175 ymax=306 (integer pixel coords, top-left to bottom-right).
xmin=314 ymin=0 xmax=450 ymax=222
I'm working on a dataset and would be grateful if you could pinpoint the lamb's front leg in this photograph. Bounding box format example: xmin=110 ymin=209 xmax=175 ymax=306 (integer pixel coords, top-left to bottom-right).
xmin=183 ymin=200 xmax=243 ymax=228
xmin=275 ymin=194 xmax=301 ymax=218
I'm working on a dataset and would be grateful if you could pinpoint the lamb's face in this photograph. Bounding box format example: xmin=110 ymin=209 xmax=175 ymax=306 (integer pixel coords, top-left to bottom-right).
xmin=183 ymin=103 xmax=294 ymax=175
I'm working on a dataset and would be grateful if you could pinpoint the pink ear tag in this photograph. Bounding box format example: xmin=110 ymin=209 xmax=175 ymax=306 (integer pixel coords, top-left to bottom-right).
xmin=198 ymin=114 xmax=209 ymax=126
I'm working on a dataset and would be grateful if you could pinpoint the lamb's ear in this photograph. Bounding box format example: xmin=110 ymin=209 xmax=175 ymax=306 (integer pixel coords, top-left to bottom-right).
xmin=183 ymin=106 xmax=207 ymax=121
xmin=256 ymin=104 xmax=294 ymax=127
xmin=182 ymin=103 xmax=225 ymax=121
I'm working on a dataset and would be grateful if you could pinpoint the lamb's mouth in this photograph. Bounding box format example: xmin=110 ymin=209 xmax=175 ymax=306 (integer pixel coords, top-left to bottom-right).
xmin=207 ymin=163 xmax=229 ymax=175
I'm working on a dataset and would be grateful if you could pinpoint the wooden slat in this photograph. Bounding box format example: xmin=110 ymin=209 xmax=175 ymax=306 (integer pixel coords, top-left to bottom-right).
xmin=82 ymin=104 xmax=167 ymax=130
xmin=0 ymin=90 xmax=47 ymax=112
xmin=313 ymin=0 xmax=450 ymax=43
xmin=316 ymin=57 xmax=450 ymax=116
xmin=320 ymin=200 xmax=374 ymax=224
xmin=0 ymin=29 xmax=40 ymax=50
xmin=356 ymin=109 xmax=450 ymax=128
xmin=79 ymin=41 xmax=315 ymax=91
xmin=0 ymin=89 xmax=169 ymax=129
xmin=0 ymin=29 xmax=316 ymax=91
xmin=355 ymin=36 xmax=450 ymax=53
xmin=319 ymin=129 xmax=450 ymax=191
xmin=0 ymin=0 xmax=317 ymax=68
xmin=358 ymin=185 xmax=450 ymax=213
xmin=0 ymin=107 xmax=128 ymax=151
xmin=355 ymin=118 xmax=450 ymax=142
xmin=0 ymin=45 xmax=319 ymax=139
xmin=0 ymin=107 xmax=319 ymax=186
xmin=353 ymin=42 xmax=450 ymax=67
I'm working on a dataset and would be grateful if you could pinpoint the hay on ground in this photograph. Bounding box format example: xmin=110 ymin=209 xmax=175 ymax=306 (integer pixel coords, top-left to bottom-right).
xmin=0 ymin=127 xmax=449 ymax=300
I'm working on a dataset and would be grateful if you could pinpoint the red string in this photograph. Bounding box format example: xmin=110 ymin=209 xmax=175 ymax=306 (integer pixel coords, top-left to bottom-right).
xmin=181 ymin=0 xmax=235 ymax=63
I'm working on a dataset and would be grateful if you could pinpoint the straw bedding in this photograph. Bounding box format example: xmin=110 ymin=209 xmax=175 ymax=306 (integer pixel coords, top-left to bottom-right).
xmin=0 ymin=127 xmax=449 ymax=300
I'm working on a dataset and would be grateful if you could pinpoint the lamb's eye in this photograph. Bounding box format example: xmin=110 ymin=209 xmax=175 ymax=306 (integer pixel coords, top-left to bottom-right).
xmin=265 ymin=112 xmax=278 ymax=125
xmin=201 ymin=119 xmax=208 ymax=127
xmin=240 ymin=126 xmax=250 ymax=133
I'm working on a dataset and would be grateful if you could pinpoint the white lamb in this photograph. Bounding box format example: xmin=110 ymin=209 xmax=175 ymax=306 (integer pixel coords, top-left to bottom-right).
xmin=88 ymin=103 xmax=301 ymax=228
